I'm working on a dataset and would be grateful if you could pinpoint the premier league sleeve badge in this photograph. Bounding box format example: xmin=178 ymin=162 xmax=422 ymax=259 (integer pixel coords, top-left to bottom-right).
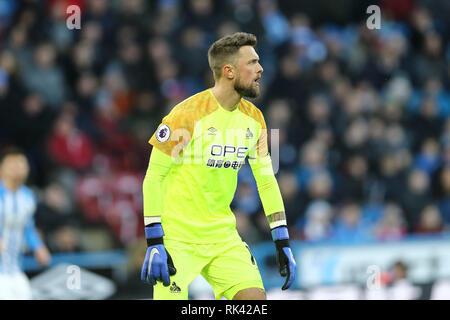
xmin=156 ymin=124 xmax=171 ymax=143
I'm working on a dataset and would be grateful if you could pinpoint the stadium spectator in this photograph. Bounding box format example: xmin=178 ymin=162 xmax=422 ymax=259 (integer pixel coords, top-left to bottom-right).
xmin=400 ymin=169 xmax=432 ymax=230
xmin=267 ymin=53 xmax=308 ymax=110
xmin=330 ymin=199 xmax=375 ymax=244
xmin=47 ymin=106 xmax=95 ymax=170
xmin=295 ymin=139 xmax=330 ymax=191
xmin=407 ymin=94 xmax=444 ymax=150
xmin=374 ymin=202 xmax=407 ymax=241
xmin=21 ymin=43 xmax=67 ymax=108
xmin=338 ymin=153 xmax=370 ymax=202
xmin=35 ymin=181 xmax=82 ymax=252
xmin=432 ymin=165 xmax=450 ymax=224
xmin=277 ymin=170 xmax=303 ymax=225
xmin=300 ymin=200 xmax=333 ymax=242
xmin=11 ymin=93 xmax=55 ymax=151
xmin=305 ymin=170 xmax=334 ymax=203
xmin=413 ymin=137 xmax=441 ymax=175
xmin=414 ymin=204 xmax=445 ymax=234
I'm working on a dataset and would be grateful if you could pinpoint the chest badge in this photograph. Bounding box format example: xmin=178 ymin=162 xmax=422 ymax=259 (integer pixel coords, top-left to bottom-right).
xmin=246 ymin=128 xmax=253 ymax=139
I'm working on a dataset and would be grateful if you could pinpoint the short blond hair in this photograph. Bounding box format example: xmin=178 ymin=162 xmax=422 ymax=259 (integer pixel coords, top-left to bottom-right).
xmin=207 ymin=32 xmax=257 ymax=80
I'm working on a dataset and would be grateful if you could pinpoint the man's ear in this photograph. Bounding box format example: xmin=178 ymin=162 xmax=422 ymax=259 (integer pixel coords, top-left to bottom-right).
xmin=223 ymin=64 xmax=235 ymax=80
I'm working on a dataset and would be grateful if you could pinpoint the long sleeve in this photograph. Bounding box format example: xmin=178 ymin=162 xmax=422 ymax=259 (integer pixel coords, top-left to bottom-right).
xmin=142 ymin=146 xmax=173 ymax=225
xmin=24 ymin=218 xmax=43 ymax=251
xmin=249 ymin=154 xmax=286 ymax=229
xmin=247 ymin=107 xmax=287 ymax=229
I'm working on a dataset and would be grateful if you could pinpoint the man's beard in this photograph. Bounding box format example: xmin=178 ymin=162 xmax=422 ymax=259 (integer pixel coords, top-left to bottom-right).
xmin=234 ymin=77 xmax=260 ymax=98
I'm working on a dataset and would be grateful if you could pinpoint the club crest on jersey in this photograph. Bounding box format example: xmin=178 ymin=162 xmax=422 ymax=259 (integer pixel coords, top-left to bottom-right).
xmin=246 ymin=128 xmax=253 ymax=139
xmin=156 ymin=124 xmax=171 ymax=142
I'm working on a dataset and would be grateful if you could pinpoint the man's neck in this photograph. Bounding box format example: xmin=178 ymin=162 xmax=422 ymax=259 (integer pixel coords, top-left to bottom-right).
xmin=1 ymin=179 xmax=20 ymax=192
xmin=211 ymin=83 xmax=242 ymax=112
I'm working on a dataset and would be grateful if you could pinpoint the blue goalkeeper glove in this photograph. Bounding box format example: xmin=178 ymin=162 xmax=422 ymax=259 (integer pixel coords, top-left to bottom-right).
xmin=272 ymin=226 xmax=296 ymax=290
xmin=141 ymin=223 xmax=176 ymax=286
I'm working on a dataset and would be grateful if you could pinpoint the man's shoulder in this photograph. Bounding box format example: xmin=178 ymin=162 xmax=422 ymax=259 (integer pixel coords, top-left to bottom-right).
xmin=19 ymin=185 xmax=36 ymax=200
xmin=241 ymin=97 xmax=260 ymax=108
xmin=166 ymin=89 xmax=217 ymax=121
xmin=0 ymin=183 xmax=35 ymax=200
xmin=239 ymin=98 xmax=264 ymax=124
xmin=172 ymin=89 xmax=212 ymax=112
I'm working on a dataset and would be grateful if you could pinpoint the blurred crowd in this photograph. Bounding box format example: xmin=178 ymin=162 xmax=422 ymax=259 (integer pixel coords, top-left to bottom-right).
xmin=1 ymin=0 xmax=450 ymax=261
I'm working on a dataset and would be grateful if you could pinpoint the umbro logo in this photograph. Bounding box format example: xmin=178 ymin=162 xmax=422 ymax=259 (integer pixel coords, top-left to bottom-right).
xmin=170 ymin=281 xmax=181 ymax=293
xmin=208 ymin=127 xmax=218 ymax=136
xmin=246 ymin=128 xmax=253 ymax=139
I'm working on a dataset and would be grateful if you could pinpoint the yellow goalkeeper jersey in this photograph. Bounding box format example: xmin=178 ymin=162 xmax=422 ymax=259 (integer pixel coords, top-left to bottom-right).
xmin=146 ymin=88 xmax=283 ymax=244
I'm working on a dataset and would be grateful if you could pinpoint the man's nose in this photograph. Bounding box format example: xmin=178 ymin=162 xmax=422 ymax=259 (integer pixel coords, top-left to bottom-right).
xmin=257 ymin=63 xmax=263 ymax=73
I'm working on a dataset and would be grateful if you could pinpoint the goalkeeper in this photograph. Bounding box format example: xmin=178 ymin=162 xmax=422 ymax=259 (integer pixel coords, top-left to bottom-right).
xmin=141 ymin=32 xmax=296 ymax=300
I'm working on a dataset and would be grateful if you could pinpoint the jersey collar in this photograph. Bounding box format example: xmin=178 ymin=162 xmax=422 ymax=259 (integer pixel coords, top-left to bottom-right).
xmin=208 ymin=89 xmax=241 ymax=114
